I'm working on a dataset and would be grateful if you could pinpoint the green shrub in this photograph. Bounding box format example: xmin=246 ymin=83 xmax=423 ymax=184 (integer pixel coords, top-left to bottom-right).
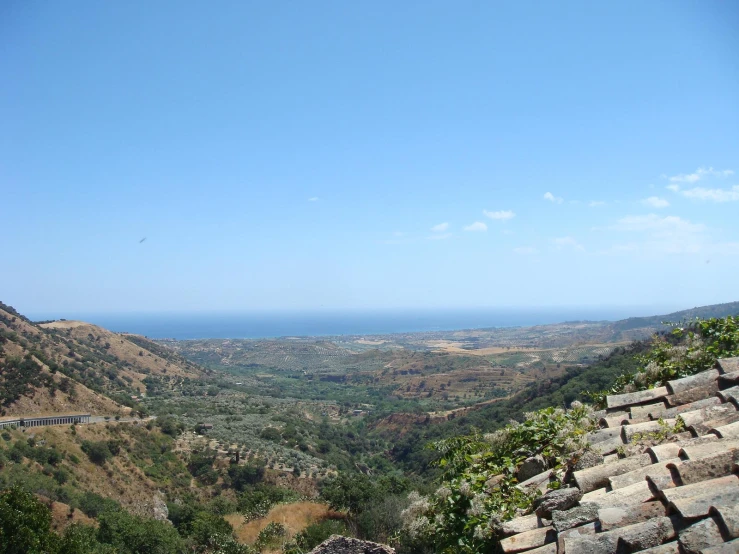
xmin=80 ymin=441 xmax=113 ymax=465
xmin=97 ymin=509 xmax=185 ymax=554
xmin=77 ymin=491 xmax=121 ymax=518
xmin=401 ymin=405 xmax=595 ymax=553
xmin=285 ymin=519 xmax=349 ymax=553
xmin=227 ymin=460 xmax=265 ymax=491
xmin=254 ymin=522 xmax=286 ymax=550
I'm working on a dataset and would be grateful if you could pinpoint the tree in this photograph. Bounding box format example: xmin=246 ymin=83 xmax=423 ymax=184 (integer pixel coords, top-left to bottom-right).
xmin=58 ymin=525 xmax=115 ymax=554
xmin=227 ymin=461 xmax=265 ymax=491
xmin=97 ymin=509 xmax=185 ymax=554
xmin=0 ymin=486 xmax=58 ymax=554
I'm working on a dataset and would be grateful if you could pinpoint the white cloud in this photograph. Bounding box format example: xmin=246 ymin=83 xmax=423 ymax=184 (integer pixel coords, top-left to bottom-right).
xmin=551 ymin=236 xmax=584 ymax=251
xmin=483 ymin=209 xmax=515 ymax=220
xmin=393 ymin=231 xmax=405 ymax=237
xmin=588 ymin=201 xmax=606 ymax=207
xmin=641 ymin=196 xmax=670 ymax=208
xmin=675 ymin=185 xmax=739 ymax=203
xmin=543 ymin=192 xmax=564 ymax=204
xmin=308 ymin=197 xmax=319 ymax=202
xmin=666 ymin=184 xmax=681 ymax=192
xmin=613 ymin=214 xmax=704 ymax=233
xmin=431 ymin=222 xmax=450 ymax=232
xmin=513 ymin=246 xmax=538 ymax=255
xmin=463 ymin=222 xmax=488 ymax=232
xmin=668 ymin=167 xmax=734 ymax=183
xmin=427 ymin=233 xmax=452 ymax=241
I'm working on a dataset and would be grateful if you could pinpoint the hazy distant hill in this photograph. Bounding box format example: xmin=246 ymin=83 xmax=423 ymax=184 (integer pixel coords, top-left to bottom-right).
xmin=610 ymin=301 xmax=739 ymax=334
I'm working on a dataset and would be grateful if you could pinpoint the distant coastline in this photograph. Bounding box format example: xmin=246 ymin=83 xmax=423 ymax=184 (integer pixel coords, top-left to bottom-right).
xmin=24 ymin=307 xmax=669 ymax=340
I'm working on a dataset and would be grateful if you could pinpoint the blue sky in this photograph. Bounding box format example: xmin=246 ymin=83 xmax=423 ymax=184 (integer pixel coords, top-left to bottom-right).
xmin=1 ymin=1 xmax=738 ymax=315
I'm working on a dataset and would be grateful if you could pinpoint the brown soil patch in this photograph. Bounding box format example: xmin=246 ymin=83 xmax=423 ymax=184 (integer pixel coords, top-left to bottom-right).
xmin=39 ymin=320 xmax=88 ymax=330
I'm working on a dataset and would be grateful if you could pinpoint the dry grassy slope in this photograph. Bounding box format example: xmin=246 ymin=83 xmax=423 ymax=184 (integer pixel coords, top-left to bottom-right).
xmin=225 ymin=502 xmax=333 ymax=547
xmin=0 ymin=305 xmax=206 ymax=417
xmin=0 ymin=311 xmax=126 ymax=417
xmin=40 ymin=320 xmax=203 ymax=391
xmin=3 ymin=422 xmax=200 ymax=519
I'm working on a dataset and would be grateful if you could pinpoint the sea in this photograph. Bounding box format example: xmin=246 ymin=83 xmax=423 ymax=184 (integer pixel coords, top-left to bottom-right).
xmin=27 ymin=307 xmax=667 ymax=340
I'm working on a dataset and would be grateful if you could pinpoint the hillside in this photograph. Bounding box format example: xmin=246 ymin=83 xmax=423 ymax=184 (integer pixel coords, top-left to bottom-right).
xmin=610 ymin=300 xmax=739 ymax=334
xmin=0 ymin=301 xmax=206 ymax=417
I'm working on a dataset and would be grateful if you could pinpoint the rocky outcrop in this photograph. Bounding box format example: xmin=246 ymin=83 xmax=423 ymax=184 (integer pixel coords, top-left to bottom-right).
xmin=309 ymin=535 xmax=395 ymax=554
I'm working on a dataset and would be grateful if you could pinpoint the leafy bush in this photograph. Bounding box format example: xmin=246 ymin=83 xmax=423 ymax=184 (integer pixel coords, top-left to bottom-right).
xmin=284 ymin=519 xmax=349 ymax=553
xmin=77 ymin=491 xmax=121 ymax=518
xmin=227 ymin=460 xmax=265 ymax=491
xmin=97 ymin=509 xmax=185 ymax=554
xmin=236 ymin=484 xmax=298 ymax=521
xmin=80 ymin=441 xmax=113 ymax=465
xmin=187 ymin=449 xmax=218 ymax=485
xmin=254 ymin=522 xmax=286 ymax=550
xmin=401 ymin=405 xmax=595 ymax=553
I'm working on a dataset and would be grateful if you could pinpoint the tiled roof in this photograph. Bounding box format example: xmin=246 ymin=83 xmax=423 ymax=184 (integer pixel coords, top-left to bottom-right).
xmin=499 ymin=357 xmax=739 ymax=554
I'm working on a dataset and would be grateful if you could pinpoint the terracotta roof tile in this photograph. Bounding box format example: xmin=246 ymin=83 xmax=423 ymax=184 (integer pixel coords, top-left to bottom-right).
xmin=718 ymin=384 xmax=739 ymax=400
xmin=646 ymin=473 xmax=680 ymax=496
xmin=556 ymin=522 xmax=596 ymax=552
xmin=718 ymin=357 xmax=739 ymax=374
xmin=718 ymin=371 xmax=739 ymax=388
xmin=700 ymin=538 xmax=739 ymax=554
xmin=551 ymin=503 xmax=599 ymax=533
xmin=646 ymin=436 xmax=718 ymax=463
xmin=516 ymin=469 xmax=553 ymax=494
xmin=589 ymin=437 xmax=625 ymax=455
xmin=622 ymin=419 xmax=677 ymax=443
xmin=667 ymin=369 xmax=721 ymax=395
xmin=606 ymin=387 xmax=669 ymax=410
xmin=669 ymin=488 xmax=739 ymax=520
xmin=688 ymin=413 xmax=739 ymax=437
xmin=579 ymin=480 xmax=655 ymax=509
xmin=573 ymin=453 xmax=652 ymax=493
xmin=599 ymin=415 xmax=631 ymax=428
xmin=608 ymin=458 xmax=680 ymax=490
xmin=679 ymin=438 xmax=739 ymax=460
xmin=665 ymin=382 xmax=720 ymax=407
xmin=637 ymin=542 xmax=680 ymax=553
xmin=596 ymin=500 xmax=668 ymax=532
xmin=647 ymin=442 xmax=683 ymax=462
xmin=661 ymin=475 xmax=739 ymax=504
xmin=679 ymin=516 xmax=726 ymax=553
xmin=563 ymin=516 xmax=677 ymax=554
xmin=667 ymin=450 xmax=738 ymax=484
xmin=498 ymin=526 xmax=555 ymax=553
xmin=712 ymin=421 xmax=739 ymax=440
xmin=678 ymin=404 xmax=737 ymax=427
xmin=710 ymin=504 xmax=739 ymax=540
xmin=587 ymin=427 xmax=623 ymax=444
xmin=658 ymin=396 xmax=722 ymax=419
xmin=516 ymin=543 xmax=556 ymax=554
xmin=500 ymin=513 xmax=542 ymax=536
xmin=630 ymin=400 xmax=670 ymax=420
